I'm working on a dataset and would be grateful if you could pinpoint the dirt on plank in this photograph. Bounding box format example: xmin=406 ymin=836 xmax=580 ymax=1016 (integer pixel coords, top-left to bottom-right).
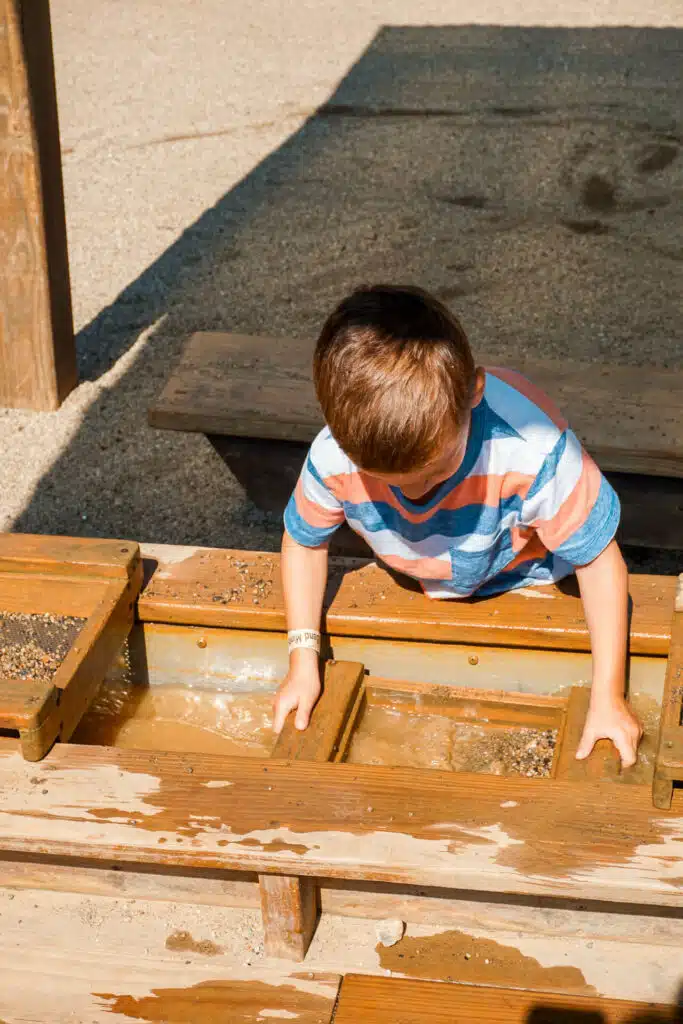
xmin=0 ymin=612 xmax=85 ymax=683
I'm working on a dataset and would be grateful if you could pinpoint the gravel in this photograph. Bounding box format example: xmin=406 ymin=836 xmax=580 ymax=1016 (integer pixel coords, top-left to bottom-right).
xmin=0 ymin=613 xmax=85 ymax=683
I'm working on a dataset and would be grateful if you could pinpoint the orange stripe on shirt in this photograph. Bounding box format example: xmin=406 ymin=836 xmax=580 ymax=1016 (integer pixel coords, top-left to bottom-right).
xmin=324 ymin=470 xmax=535 ymax=523
xmin=487 ymin=367 xmax=568 ymax=431
xmin=533 ymin=451 xmax=602 ymax=552
xmin=295 ymin=478 xmax=344 ymax=529
xmin=380 ymin=552 xmax=453 ymax=581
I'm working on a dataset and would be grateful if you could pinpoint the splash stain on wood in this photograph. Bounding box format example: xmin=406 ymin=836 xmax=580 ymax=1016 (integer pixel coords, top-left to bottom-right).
xmin=96 ymin=979 xmax=336 ymax=1022
xmin=378 ymin=929 xmax=595 ymax=993
xmin=165 ymin=930 xmax=222 ymax=956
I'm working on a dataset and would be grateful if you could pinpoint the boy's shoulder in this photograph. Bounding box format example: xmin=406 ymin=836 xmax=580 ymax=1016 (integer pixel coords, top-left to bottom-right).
xmin=308 ymin=426 xmax=356 ymax=476
xmin=483 ymin=367 xmax=568 ymax=458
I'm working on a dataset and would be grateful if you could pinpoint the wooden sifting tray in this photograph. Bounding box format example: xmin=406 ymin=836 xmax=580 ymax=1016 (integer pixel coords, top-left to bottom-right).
xmin=0 ymin=534 xmax=143 ymax=759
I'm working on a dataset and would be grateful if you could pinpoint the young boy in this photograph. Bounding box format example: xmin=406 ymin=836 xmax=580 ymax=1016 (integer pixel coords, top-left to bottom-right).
xmin=273 ymin=285 xmax=642 ymax=767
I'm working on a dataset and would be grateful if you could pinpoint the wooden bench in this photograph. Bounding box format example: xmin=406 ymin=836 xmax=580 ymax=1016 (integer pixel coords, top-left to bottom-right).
xmin=148 ymin=331 xmax=683 ymax=551
xmin=334 ymin=975 xmax=680 ymax=1023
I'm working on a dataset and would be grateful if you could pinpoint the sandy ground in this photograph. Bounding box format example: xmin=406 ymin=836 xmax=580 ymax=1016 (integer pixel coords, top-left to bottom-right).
xmin=1 ymin=886 xmax=682 ymax=1020
xmin=1 ymin=0 xmax=682 ymax=570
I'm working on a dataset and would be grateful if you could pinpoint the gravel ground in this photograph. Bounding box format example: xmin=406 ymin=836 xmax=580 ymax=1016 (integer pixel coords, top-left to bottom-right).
xmin=1 ymin=1 xmax=682 ymax=571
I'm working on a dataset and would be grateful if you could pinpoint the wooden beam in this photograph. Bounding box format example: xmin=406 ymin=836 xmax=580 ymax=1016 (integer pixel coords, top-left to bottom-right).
xmin=334 ymin=974 xmax=675 ymax=1024
xmin=263 ymin=660 xmax=365 ymax=960
xmin=0 ymin=0 xmax=76 ymax=411
xmin=0 ymin=741 xmax=681 ymax=907
xmin=149 ymin=331 xmax=683 ymax=480
xmin=138 ymin=544 xmax=676 ymax=656
xmin=653 ymin=574 xmax=683 ymax=809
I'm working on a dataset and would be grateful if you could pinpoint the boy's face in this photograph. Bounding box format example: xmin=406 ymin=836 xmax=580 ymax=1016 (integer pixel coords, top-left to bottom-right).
xmin=365 ymin=367 xmax=485 ymax=501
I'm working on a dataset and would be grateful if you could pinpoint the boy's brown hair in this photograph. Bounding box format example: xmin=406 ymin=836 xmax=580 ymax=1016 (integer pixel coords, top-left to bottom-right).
xmin=313 ymin=285 xmax=476 ymax=473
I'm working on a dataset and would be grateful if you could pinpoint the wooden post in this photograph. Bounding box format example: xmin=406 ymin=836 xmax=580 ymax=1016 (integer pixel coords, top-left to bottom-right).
xmin=261 ymin=660 xmax=365 ymax=961
xmin=653 ymin=574 xmax=683 ymax=809
xmin=0 ymin=0 xmax=77 ymax=411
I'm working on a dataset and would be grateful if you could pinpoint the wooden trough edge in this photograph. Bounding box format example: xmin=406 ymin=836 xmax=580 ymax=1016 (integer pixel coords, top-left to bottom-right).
xmin=0 ymin=739 xmax=681 ymax=909
xmin=138 ymin=543 xmax=676 ymax=655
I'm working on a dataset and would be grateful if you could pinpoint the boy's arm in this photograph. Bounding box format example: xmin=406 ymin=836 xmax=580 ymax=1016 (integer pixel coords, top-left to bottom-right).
xmin=272 ymin=531 xmax=329 ymax=734
xmin=574 ymin=539 xmax=642 ymax=767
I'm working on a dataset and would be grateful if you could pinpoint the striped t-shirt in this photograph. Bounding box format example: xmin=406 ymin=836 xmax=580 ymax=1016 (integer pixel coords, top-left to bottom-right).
xmin=284 ymin=368 xmax=620 ymax=599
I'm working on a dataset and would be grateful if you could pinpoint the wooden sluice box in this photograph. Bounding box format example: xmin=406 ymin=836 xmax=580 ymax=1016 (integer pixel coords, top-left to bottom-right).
xmin=0 ymin=538 xmax=682 ymax=990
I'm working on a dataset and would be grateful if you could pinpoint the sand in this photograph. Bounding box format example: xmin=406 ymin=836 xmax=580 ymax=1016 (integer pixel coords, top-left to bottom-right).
xmin=0 ymin=0 xmax=682 ymax=577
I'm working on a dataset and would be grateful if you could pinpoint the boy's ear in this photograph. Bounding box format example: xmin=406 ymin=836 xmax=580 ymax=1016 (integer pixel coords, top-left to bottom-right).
xmin=471 ymin=367 xmax=486 ymax=408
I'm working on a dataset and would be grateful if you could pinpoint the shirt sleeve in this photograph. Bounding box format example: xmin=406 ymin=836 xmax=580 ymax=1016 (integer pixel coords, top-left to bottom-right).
xmin=521 ymin=429 xmax=620 ymax=566
xmin=283 ymin=446 xmax=346 ymax=547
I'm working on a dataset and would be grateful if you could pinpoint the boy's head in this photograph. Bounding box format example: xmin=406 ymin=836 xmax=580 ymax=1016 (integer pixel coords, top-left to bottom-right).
xmin=314 ymin=285 xmax=482 ymax=492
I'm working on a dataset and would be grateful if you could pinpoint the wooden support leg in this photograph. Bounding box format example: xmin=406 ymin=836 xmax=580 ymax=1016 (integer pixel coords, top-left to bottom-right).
xmin=0 ymin=0 xmax=77 ymax=411
xmin=260 ymin=660 xmax=366 ymax=960
xmin=259 ymin=874 xmax=319 ymax=961
xmin=653 ymin=574 xmax=683 ymax=809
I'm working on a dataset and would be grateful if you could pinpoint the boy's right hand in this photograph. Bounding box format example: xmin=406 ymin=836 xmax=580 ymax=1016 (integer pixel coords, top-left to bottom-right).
xmin=272 ymin=650 xmax=321 ymax=734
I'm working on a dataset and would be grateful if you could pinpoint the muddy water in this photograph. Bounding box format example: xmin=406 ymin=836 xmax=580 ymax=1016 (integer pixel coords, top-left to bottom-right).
xmin=346 ymin=690 xmax=662 ymax=782
xmin=73 ymin=676 xmax=276 ymax=757
xmin=345 ymin=705 xmax=557 ymax=777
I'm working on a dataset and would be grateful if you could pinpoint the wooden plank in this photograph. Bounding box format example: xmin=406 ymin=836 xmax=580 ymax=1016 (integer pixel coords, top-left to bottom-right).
xmin=273 ymin=660 xmax=365 ymax=761
xmin=0 ymin=677 xmax=57 ymax=730
xmin=0 ymin=741 xmax=681 ymax=907
xmin=653 ymin=575 xmax=683 ymax=809
xmin=4 ymin=857 xmax=683 ymax=953
xmin=555 ymin=687 xmax=622 ymax=782
xmin=334 ymin=975 xmax=674 ymax=1024
xmin=138 ymin=544 xmax=676 ymax=657
xmin=0 ymin=534 xmax=140 ymax=580
xmin=0 ymin=0 xmax=76 ymax=411
xmin=149 ymin=331 xmax=683 ymax=479
xmin=265 ymin=660 xmax=364 ymax=960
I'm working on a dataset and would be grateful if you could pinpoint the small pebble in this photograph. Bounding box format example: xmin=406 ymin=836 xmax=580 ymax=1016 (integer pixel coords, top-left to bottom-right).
xmin=376 ymin=919 xmax=405 ymax=947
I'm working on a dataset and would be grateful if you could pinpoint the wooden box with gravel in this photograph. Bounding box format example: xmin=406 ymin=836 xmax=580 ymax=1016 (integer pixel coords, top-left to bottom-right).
xmin=0 ymin=534 xmax=143 ymax=759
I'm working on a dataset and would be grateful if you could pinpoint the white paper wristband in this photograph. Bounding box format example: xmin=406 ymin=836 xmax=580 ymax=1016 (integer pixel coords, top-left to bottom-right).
xmin=287 ymin=629 xmax=321 ymax=654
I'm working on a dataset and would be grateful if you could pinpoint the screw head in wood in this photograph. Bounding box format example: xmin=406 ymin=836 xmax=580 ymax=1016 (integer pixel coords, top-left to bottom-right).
xmin=197 ymin=638 xmax=207 ymax=649
xmin=468 ymin=654 xmax=479 ymax=666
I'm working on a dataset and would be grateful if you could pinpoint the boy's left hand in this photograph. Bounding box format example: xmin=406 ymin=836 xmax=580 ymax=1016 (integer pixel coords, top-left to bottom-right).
xmin=575 ymin=695 xmax=642 ymax=768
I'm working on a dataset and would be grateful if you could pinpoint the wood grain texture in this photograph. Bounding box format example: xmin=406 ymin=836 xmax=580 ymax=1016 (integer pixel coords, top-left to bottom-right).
xmin=555 ymin=687 xmax=622 ymax=782
xmin=0 ymin=0 xmax=76 ymax=411
xmin=149 ymin=331 xmax=683 ymax=478
xmin=273 ymin=660 xmax=365 ymax=761
xmin=0 ymin=741 xmax=681 ymax=907
xmin=0 ymin=533 xmax=141 ymax=579
xmin=334 ymin=975 xmax=676 ymax=1024
xmin=138 ymin=544 xmax=676 ymax=656
xmin=259 ymin=873 xmax=318 ymax=960
xmin=653 ymin=576 xmax=683 ymax=808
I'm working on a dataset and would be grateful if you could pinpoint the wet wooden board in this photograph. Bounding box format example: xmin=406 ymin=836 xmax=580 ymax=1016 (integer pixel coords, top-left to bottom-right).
xmin=273 ymin=660 xmax=365 ymax=762
xmin=138 ymin=544 xmax=676 ymax=656
xmin=266 ymin=659 xmax=364 ymax=959
xmin=0 ymin=740 xmax=680 ymax=908
xmin=149 ymin=331 xmax=683 ymax=479
xmin=0 ymin=0 xmax=76 ymax=411
xmin=555 ymin=686 xmax=622 ymax=782
xmin=653 ymin=575 xmax=683 ymax=808
xmin=334 ymin=974 xmax=676 ymax=1023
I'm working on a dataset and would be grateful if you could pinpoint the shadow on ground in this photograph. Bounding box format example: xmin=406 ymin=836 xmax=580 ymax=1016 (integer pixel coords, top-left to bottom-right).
xmin=525 ymin=984 xmax=683 ymax=1022
xmin=15 ymin=25 xmax=683 ymax=552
